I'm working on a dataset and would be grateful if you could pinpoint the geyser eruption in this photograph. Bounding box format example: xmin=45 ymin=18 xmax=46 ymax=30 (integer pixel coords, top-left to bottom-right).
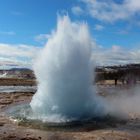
xmin=30 ymin=16 xmax=103 ymax=122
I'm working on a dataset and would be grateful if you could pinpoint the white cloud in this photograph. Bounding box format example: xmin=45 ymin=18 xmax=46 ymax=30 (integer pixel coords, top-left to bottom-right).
xmin=94 ymin=24 xmax=104 ymax=31
xmin=111 ymin=45 xmax=121 ymax=52
xmin=71 ymin=6 xmax=84 ymax=15
xmin=1 ymin=43 xmax=140 ymax=69
xmin=92 ymin=45 xmax=140 ymax=66
xmin=0 ymin=43 xmax=41 ymax=69
xmin=35 ymin=34 xmax=51 ymax=44
xmin=80 ymin=0 xmax=140 ymax=22
xmin=0 ymin=42 xmax=140 ymax=69
xmin=0 ymin=43 xmax=39 ymax=58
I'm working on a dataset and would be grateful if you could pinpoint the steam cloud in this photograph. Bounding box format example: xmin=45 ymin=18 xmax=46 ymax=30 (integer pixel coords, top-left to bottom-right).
xmin=105 ymin=86 xmax=140 ymax=119
xmin=30 ymin=15 xmax=140 ymax=123
xmin=30 ymin=16 xmax=104 ymax=122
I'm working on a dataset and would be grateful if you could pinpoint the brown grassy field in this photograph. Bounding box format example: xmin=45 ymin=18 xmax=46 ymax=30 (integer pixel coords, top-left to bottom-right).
xmin=0 ymin=78 xmax=36 ymax=86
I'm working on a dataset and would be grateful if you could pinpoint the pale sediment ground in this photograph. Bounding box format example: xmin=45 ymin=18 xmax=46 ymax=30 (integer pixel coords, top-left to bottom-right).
xmin=1 ymin=85 xmax=140 ymax=140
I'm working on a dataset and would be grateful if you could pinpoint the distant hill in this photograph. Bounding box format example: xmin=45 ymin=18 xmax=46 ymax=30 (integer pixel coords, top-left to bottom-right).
xmin=10 ymin=68 xmax=32 ymax=71
xmin=0 ymin=68 xmax=35 ymax=79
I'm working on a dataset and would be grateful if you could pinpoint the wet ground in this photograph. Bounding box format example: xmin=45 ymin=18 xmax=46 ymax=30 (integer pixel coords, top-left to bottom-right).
xmin=0 ymin=86 xmax=36 ymax=93
xmin=1 ymin=86 xmax=140 ymax=140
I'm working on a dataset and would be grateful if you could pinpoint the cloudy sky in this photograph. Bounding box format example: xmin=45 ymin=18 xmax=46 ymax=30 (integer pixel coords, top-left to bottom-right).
xmin=0 ymin=0 xmax=140 ymax=69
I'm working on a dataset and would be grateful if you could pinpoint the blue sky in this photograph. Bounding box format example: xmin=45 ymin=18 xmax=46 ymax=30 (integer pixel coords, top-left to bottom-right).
xmin=0 ymin=0 xmax=140 ymax=68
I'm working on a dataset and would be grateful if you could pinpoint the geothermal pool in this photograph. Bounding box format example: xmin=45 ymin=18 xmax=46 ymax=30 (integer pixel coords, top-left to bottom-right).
xmin=5 ymin=102 xmax=127 ymax=131
xmin=0 ymin=86 xmax=36 ymax=93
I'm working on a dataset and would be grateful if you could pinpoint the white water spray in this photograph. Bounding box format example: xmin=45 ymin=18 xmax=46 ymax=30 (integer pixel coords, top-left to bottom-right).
xmin=30 ymin=16 xmax=104 ymax=122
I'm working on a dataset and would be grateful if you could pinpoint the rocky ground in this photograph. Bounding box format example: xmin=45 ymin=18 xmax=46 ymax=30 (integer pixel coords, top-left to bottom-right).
xmin=1 ymin=90 xmax=140 ymax=140
xmin=0 ymin=76 xmax=140 ymax=140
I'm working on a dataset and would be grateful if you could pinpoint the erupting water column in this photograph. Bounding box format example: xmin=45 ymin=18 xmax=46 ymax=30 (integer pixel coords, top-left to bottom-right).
xmin=30 ymin=16 xmax=103 ymax=122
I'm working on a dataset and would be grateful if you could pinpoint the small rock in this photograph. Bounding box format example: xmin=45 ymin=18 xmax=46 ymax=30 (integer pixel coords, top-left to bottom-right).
xmin=0 ymin=122 xmax=5 ymax=126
